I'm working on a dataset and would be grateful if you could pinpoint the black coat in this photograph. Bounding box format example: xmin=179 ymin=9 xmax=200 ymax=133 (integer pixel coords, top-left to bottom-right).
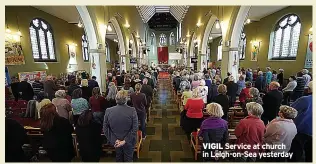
xmin=213 ymin=94 xmax=229 ymax=120
xmin=81 ymin=86 xmax=92 ymax=101
xmin=255 ymin=75 xmax=265 ymax=92
xmin=262 ymin=89 xmax=283 ymax=120
xmin=226 ymin=81 xmax=238 ymax=97
xmin=10 ymin=82 xmax=20 ymax=100
xmin=18 ymin=81 xmax=34 ymax=101
xmin=5 ymin=118 xmax=28 ymax=162
xmin=67 ymin=84 xmax=79 ymax=96
xmin=41 ymin=116 xmax=75 ymax=162
xmin=75 ymin=121 xmax=102 ymax=162
xmin=140 ymin=84 xmax=153 ymax=106
xmin=173 ymin=76 xmax=181 ymax=91
xmin=277 ymin=73 xmax=284 ymax=87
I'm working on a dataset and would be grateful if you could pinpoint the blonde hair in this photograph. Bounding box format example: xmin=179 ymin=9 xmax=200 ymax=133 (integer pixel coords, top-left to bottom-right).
xmin=116 ymin=90 xmax=129 ymax=105
xmin=192 ymin=88 xmax=200 ymax=98
xmin=269 ymin=81 xmax=280 ymax=89
xmin=258 ymin=71 xmax=263 ymax=75
xmin=218 ymin=84 xmax=227 ymax=94
xmin=279 ymin=105 xmax=297 ymax=119
xmin=246 ymin=102 xmax=264 ymax=117
xmin=206 ymin=103 xmax=224 ymax=118
xmin=81 ymin=79 xmax=88 ymax=87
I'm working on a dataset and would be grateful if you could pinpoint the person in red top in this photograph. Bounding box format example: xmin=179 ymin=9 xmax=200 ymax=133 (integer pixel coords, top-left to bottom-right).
xmin=181 ymin=88 xmax=204 ymax=137
xmin=239 ymin=82 xmax=252 ymax=107
xmin=235 ymin=102 xmax=265 ymax=162
xmin=89 ymin=87 xmax=106 ymax=124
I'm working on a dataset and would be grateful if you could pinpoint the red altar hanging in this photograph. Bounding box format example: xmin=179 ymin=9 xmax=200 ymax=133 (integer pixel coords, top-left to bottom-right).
xmin=157 ymin=47 xmax=168 ymax=64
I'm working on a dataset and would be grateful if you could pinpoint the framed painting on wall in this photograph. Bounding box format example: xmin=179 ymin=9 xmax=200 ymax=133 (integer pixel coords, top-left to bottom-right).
xmin=5 ymin=33 xmax=25 ymax=65
xmin=250 ymin=41 xmax=260 ymax=61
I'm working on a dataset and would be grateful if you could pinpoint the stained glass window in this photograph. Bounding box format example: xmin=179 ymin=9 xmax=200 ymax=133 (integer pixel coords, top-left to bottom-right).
xmin=217 ymin=39 xmax=223 ymax=61
xmin=159 ymin=33 xmax=167 ymax=46
xmin=29 ymin=18 xmax=56 ymax=62
xmin=169 ymin=32 xmax=175 ymax=45
xmin=82 ymin=34 xmax=89 ymax=61
xmin=271 ymin=14 xmax=301 ymax=60
xmin=238 ymin=32 xmax=246 ymax=60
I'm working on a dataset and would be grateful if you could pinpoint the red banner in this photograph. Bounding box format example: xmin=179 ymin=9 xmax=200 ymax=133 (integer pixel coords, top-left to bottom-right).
xmin=157 ymin=47 xmax=168 ymax=64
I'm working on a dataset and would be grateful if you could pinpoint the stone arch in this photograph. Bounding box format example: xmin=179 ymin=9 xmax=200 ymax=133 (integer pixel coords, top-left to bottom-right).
xmin=201 ymin=14 xmax=222 ymax=54
xmin=109 ymin=16 xmax=127 ymax=71
xmin=76 ymin=6 xmax=104 ymax=91
xmin=230 ymin=6 xmax=251 ymax=48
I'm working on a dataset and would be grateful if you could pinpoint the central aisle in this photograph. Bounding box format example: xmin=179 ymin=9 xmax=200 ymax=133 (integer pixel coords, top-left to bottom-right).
xmin=137 ymin=77 xmax=195 ymax=162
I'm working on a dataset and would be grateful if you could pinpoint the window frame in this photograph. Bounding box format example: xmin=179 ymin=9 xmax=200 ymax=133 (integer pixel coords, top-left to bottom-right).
xmin=159 ymin=33 xmax=167 ymax=46
xmin=269 ymin=13 xmax=301 ymax=60
xmin=82 ymin=34 xmax=89 ymax=62
xmin=29 ymin=18 xmax=57 ymax=62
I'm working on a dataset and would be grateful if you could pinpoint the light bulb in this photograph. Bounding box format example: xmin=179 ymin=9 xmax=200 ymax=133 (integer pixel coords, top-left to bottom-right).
xmin=209 ymin=36 xmax=213 ymax=40
xmin=77 ymin=22 xmax=83 ymax=28
xmin=124 ymin=23 xmax=130 ymax=28
xmin=186 ymin=34 xmax=191 ymax=38
xmin=129 ymin=40 xmax=133 ymax=44
xmin=246 ymin=19 xmax=251 ymax=24
xmin=17 ymin=30 xmax=22 ymax=36
xmin=309 ymin=26 xmax=312 ymax=32
xmin=215 ymin=21 xmax=220 ymax=29
xmin=107 ymin=25 xmax=112 ymax=32
xmin=6 ymin=28 xmax=11 ymax=33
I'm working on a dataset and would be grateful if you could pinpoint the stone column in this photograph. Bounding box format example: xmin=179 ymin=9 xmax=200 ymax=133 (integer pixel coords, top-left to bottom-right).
xmin=221 ymin=46 xmax=239 ymax=82
xmin=90 ymin=50 xmax=107 ymax=92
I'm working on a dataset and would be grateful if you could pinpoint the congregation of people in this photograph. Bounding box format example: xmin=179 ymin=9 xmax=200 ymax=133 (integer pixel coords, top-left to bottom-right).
xmin=173 ymin=66 xmax=312 ymax=162
xmin=5 ymin=66 xmax=159 ymax=162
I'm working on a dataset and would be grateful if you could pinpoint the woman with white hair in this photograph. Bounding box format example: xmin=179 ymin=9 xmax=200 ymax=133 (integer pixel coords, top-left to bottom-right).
xmin=225 ymin=76 xmax=238 ymax=107
xmin=197 ymin=79 xmax=208 ymax=104
xmin=235 ymin=102 xmax=265 ymax=162
xmin=263 ymin=105 xmax=297 ymax=162
xmin=302 ymin=69 xmax=311 ymax=87
xmin=179 ymin=75 xmax=191 ymax=93
xmin=181 ymin=88 xmax=204 ymax=136
xmin=198 ymin=103 xmax=228 ymax=161
xmin=52 ymin=90 xmax=72 ymax=120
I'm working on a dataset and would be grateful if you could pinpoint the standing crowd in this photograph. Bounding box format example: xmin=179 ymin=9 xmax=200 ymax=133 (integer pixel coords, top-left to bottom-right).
xmin=172 ymin=66 xmax=312 ymax=162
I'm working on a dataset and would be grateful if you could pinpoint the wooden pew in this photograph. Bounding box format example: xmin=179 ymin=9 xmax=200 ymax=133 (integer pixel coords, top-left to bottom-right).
xmin=25 ymin=126 xmax=143 ymax=159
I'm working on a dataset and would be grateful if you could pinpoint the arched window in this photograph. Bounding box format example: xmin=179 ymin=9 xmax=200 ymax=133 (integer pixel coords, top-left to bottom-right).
xmin=217 ymin=39 xmax=223 ymax=61
xmin=105 ymin=42 xmax=110 ymax=62
xmin=159 ymin=33 xmax=167 ymax=46
xmin=82 ymin=34 xmax=89 ymax=61
xmin=169 ymin=32 xmax=175 ymax=45
xmin=29 ymin=18 xmax=56 ymax=62
xmin=270 ymin=14 xmax=301 ymax=60
xmin=239 ymin=32 xmax=246 ymax=60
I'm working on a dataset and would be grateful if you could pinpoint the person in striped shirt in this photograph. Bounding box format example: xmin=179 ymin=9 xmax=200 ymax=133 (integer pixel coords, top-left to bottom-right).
xmin=32 ymin=77 xmax=44 ymax=97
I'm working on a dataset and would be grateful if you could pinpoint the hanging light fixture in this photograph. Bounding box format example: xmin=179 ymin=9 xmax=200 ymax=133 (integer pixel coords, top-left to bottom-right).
xmin=107 ymin=24 xmax=112 ymax=31
xmin=77 ymin=20 xmax=83 ymax=28
xmin=309 ymin=26 xmax=313 ymax=32
xmin=246 ymin=19 xmax=251 ymax=24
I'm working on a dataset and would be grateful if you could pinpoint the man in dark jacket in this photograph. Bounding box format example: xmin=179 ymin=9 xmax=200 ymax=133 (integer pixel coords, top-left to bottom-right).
xmin=88 ymin=76 xmax=99 ymax=89
xmin=43 ymin=76 xmax=58 ymax=101
xmin=140 ymin=78 xmax=153 ymax=121
xmin=173 ymin=72 xmax=181 ymax=91
xmin=225 ymin=76 xmax=238 ymax=107
xmin=223 ymin=72 xmax=231 ymax=85
xmin=67 ymin=78 xmax=79 ymax=97
xmin=18 ymin=78 xmax=34 ymax=101
xmin=10 ymin=77 xmax=20 ymax=101
xmin=262 ymin=82 xmax=283 ymax=125
xmin=103 ymin=90 xmax=138 ymax=162
xmin=255 ymin=71 xmax=265 ymax=92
